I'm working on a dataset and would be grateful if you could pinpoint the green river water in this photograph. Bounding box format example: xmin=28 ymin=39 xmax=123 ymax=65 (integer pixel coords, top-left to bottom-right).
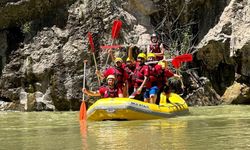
xmin=1 ymin=105 xmax=250 ymax=150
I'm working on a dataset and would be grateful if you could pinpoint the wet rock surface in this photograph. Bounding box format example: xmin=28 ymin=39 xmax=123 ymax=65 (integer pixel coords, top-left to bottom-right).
xmin=0 ymin=0 xmax=249 ymax=111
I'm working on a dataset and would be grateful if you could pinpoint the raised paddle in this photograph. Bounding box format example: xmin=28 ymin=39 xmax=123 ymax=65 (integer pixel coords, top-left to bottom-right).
xmin=88 ymin=32 xmax=101 ymax=86
xmin=79 ymin=60 xmax=88 ymax=121
xmin=171 ymin=54 xmax=193 ymax=89
xmin=105 ymin=20 xmax=122 ymax=67
xmin=172 ymin=54 xmax=193 ymax=69
xmin=100 ymin=43 xmax=155 ymax=50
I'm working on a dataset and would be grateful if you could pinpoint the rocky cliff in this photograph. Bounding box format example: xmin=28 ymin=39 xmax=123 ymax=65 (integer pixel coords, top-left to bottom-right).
xmin=0 ymin=0 xmax=249 ymax=111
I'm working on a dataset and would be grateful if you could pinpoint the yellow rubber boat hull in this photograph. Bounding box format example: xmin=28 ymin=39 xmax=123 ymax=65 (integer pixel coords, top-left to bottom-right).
xmin=87 ymin=93 xmax=189 ymax=121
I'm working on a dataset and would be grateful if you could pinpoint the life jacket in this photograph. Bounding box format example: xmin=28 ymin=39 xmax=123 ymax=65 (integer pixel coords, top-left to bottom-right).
xmin=157 ymin=68 xmax=166 ymax=89
xmin=103 ymin=86 xmax=118 ymax=98
xmin=148 ymin=64 xmax=158 ymax=87
xmin=149 ymin=43 xmax=163 ymax=60
xmin=149 ymin=43 xmax=161 ymax=53
xmin=124 ymin=64 xmax=135 ymax=88
xmin=114 ymin=66 xmax=124 ymax=85
xmin=133 ymin=63 xmax=148 ymax=88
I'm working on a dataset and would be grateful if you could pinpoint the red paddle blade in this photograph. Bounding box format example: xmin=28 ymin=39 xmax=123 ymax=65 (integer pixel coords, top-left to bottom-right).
xmin=87 ymin=32 xmax=95 ymax=53
xmin=172 ymin=59 xmax=181 ymax=68
xmin=172 ymin=54 xmax=193 ymax=69
xmin=174 ymin=54 xmax=193 ymax=62
xmin=79 ymin=101 xmax=87 ymax=121
xmin=100 ymin=45 xmax=122 ymax=49
xmin=111 ymin=20 xmax=122 ymax=39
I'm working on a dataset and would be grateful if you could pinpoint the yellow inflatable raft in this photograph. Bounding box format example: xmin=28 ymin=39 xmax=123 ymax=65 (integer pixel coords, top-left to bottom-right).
xmin=87 ymin=93 xmax=189 ymax=121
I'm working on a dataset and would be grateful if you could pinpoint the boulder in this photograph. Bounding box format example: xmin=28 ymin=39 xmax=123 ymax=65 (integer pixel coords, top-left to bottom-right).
xmin=222 ymin=81 xmax=250 ymax=104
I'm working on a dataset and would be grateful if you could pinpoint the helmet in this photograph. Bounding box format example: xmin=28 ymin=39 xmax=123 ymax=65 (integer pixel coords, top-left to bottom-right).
xmin=114 ymin=57 xmax=123 ymax=63
xmin=158 ymin=61 xmax=167 ymax=69
xmin=126 ymin=57 xmax=131 ymax=62
xmin=147 ymin=53 xmax=156 ymax=59
xmin=151 ymin=33 xmax=158 ymax=42
xmin=151 ymin=33 xmax=157 ymax=38
xmin=137 ymin=53 xmax=146 ymax=59
xmin=107 ymin=75 xmax=116 ymax=80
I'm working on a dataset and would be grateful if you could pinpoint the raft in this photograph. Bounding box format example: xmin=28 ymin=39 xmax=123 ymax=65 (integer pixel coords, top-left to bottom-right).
xmin=87 ymin=93 xmax=189 ymax=121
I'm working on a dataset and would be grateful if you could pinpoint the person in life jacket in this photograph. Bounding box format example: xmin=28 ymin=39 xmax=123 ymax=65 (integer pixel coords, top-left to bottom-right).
xmin=82 ymin=75 xmax=123 ymax=98
xmin=96 ymin=50 xmax=129 ymax=97
xmin=155 ymin=60 xmax=181 ymax=104
xmin=147 ymin=33 xmax=165 ymax=61
xmin=143 ymin=53 xmax=161 ymax=103
xmin=129 ymin=53 xmax=149 ymax=101
xmin=122 ymin=45 xmax=137 ymax=95
xmin=124 ymin=57 xmax=136 ymax=95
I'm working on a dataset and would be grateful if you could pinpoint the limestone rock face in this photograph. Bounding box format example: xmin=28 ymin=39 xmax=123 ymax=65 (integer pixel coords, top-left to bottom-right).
xmin=222 ymin=82 xmax=250 ymax=104
xmin=0 ymin=0 xmax=75 ymax=30
xmin=196 ymin=0 xmax=250 ymax=96
xmin=0 ymin=0 xmax=249 ymax=110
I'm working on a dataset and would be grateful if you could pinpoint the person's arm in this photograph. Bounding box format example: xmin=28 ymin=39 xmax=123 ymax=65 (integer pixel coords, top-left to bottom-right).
xmin=137 ymin=76 xmax=147 ymax=94
xmin=128 ymin=45 xmax=135 ymax=62
xmin=96 ymin=70 xmax=105 ymax=81
xmin=108 ymin=49 xmax=116 ymax=62
xmin=118 ymin=87 xmax=124 ymax=98
xmin=82 ymin=88 xmax=101 ymax=97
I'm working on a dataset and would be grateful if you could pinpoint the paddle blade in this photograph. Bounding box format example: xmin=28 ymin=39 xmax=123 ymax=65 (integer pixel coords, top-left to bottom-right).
xmin=172 ymin=59 xmax=181 ymax=69
xmin=88 ymin=32 xmax=95 ymax=52
xmin=79 ymin=101 xmax=87 ymax=121
xmin=111 ymin=20 xmax=122 ymax=39
xmin=172 ymin=54 xmax=193 ymax=68
xmin=174 ymin=54 xmax=193 ymax=62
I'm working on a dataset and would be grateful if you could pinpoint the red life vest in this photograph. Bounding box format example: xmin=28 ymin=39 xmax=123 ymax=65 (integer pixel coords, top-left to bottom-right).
xmin=148 ymin=64 xmax=158 ymax=87
xmin=156 ymin=68 xmax=174 ymax=89
xmin=103 ymin=87 xmax=118 ymax=98
xmin=124 ymin=64 xmax=136 ymax=88
xmin=149 ymin=43 xmax=163 ymax=60
xmin=149 ymin=43 xmax=161 ymax=53
xmin=133 ymin=63 xmax=149 ymax=88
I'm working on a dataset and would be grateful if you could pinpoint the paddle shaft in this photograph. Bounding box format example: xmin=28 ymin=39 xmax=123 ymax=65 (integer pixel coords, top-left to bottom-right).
xmin=83 ymin=60 xmax=87 ymax=100
xmin=100 ymin=43 xmax=156 ymax=50
xmin=92 ymin=53 xmax=101 ymax=86
xmin=105 ymin=40 xmax=115 ymax=67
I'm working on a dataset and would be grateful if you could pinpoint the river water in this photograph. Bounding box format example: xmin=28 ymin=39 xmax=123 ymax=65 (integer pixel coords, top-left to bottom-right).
xmin=1 ymin=105 xmax=250 ymax=150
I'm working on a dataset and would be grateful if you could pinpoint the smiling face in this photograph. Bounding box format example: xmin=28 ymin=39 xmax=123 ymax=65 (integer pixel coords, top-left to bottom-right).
xmin=151 ymin=36 xmax=158 ymax=43
xmin=115 ymin=61 xmax=122 ymax=67
xmin=126 ymin=60 xmax=132 ymax=67
xmin=107 ymin=78 xmax=115 ymax=86
xmin=137 ymin=57 xmax=145 ymax=65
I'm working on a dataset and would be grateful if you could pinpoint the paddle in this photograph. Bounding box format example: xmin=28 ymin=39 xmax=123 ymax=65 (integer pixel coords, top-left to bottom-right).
xmin=100 ymin=43 xmax=156 ymax=50
xmin=172 ymin=54 xmax=193 ymax=69
xmin=171 ymin=54 xmax=193 ymax=89
xmin=88 ymin=32 xmax=101 ymax=86
xmin=105 ymin=20 xmax=122 ymax=67
xmin=79 ymin=60 xmax=88 ymax=121
xmin=128 ymin=90 xmax=137 ymax=99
